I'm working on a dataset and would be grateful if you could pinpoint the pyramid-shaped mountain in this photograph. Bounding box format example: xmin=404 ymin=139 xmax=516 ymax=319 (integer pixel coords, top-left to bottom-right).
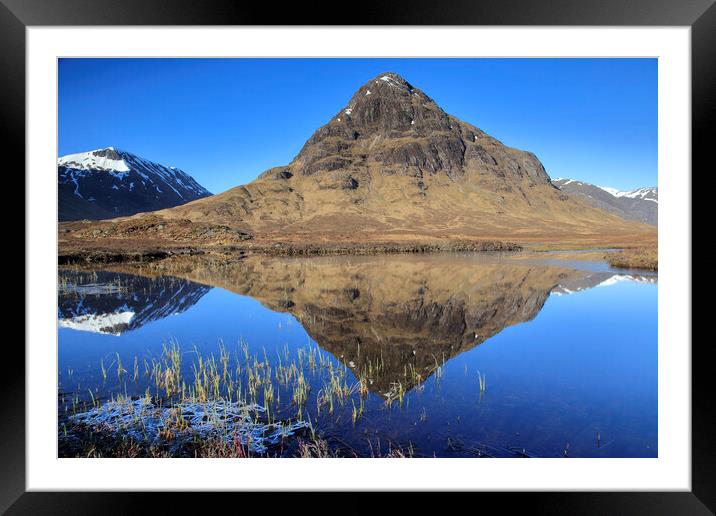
xmin=61 ymin=72 xmax=655 ymax=248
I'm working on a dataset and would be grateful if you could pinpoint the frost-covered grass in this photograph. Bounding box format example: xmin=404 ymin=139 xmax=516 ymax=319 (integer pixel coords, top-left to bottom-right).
xmin=69 ymin=397 xmax=308 ymax=455
xmin=58 ymin=339 xmax=428 ymax=458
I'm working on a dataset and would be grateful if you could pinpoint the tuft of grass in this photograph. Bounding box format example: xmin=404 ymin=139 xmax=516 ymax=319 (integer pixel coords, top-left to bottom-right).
xmin=477 ymin=370 xmax=486 ymax=394
xmin=116 ymin=353 xmax=127 ymax=379
xmin=607 ymin=247 xmax=657 ymax=271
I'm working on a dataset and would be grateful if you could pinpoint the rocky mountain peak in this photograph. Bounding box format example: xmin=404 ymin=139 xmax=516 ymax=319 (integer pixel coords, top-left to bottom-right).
xmin=287 ymin=72 xmax=469 ymax=179
xmin=286 ymin=72 xmax=551 ymax=185
xmin=337 ymin=72 xmax=449 ymax=134
xmin=92 ymin=146 xmax=122 ymax=159
xmin=346 ymin=72 xmax=423 ymax=106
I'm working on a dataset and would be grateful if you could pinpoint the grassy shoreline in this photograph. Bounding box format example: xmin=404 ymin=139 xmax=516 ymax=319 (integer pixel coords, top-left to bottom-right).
xmin=58 ymin=240 xmax=522 ymax=265
xmin=57 ymin=242 xmax=659 ymax=272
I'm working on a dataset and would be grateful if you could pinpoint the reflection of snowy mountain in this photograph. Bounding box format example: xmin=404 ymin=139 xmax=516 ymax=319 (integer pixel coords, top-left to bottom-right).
xmin=58 ymin=270 xmax=211 ymax=335
xmin=596 ymin=274 xmax=658 ymax=288
xmin=551 ymin=272 xmax=657 ymax=296
xmin=59 ymin=310 xmax=136 ymax=335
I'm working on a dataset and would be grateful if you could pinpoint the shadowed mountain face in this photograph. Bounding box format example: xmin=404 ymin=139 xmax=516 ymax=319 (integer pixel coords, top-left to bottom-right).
xmin=125 ymin=254 xmax=648 ymax=395
xmin=61 ymin=73 xmax=655 ymax=248
xmin=58 ymin=147 xmax=212 ymax=221
xmin=58 ymin=270 xmax=211 ymax=335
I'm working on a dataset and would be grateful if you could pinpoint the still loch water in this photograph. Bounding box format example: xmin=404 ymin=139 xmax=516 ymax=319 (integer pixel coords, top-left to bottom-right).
xmin=58 ymin=253 xmax=657 ymax=457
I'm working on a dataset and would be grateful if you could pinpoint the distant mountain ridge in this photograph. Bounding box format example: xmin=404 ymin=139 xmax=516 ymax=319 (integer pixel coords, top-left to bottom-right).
xmin=595 ymin=184 xmax=658 ymax=203
xmin=552 ymin=178 xmax=657 ymax=226
xmin=58 ymin=147 xmax=211 ymax=221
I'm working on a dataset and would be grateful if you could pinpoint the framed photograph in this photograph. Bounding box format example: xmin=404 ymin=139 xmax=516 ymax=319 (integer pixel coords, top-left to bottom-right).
xmin=7 ymin=0 xmax=710 ymax=511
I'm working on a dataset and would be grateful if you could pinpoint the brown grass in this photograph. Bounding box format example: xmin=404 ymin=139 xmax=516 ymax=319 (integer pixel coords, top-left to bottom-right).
xmin=57 ymin=165 xmax=658 ymax=258
xmin=607 ymin=246 xmax=658 ymax=271
xmin=57 ymin=228 xmax=658 ymax=264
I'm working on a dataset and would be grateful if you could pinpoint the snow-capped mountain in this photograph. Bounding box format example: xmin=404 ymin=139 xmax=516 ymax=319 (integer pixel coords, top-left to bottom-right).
xmin=597 ymin=185 xmax=658 ymax=203
xmin=552 ymin=178 xmax=657 ymax=226
xmin=58 ymin=147 xmax=212 ymax=221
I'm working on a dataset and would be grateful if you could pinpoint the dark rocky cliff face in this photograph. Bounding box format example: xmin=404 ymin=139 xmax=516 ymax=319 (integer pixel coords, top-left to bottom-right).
xmin=290 ymin=72 xmax=552 ymax=186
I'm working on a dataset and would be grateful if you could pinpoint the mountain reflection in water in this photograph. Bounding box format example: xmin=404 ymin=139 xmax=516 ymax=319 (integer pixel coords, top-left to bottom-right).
xmin=58 ymin=253 xmax=657 ymax=457
xmin=58 ymin=270 xmax=211 ymax=336
xmin=58 ymin=254 xmax=655 ymax=396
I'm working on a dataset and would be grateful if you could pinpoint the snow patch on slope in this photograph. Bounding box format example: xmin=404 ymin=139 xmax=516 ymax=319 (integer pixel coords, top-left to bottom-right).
xmin=58 ymin=148 xmax=130 ymax=173
xmin=597 ymin=274 xmax=658 ymax=288
xmin=597 ymin=185 xmax=658 ymax=203
xmin=555 ymin=178 xmax=658 ymax=205
xmin=58 ymin=311 xmax=135 ymax=336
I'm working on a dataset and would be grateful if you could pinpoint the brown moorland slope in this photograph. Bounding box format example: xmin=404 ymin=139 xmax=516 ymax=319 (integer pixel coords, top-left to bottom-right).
xmin=59 ymin=72 xmax=656 ymax=252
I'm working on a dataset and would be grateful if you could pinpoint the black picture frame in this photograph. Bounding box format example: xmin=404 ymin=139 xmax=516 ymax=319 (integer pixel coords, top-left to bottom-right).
xmin=5 ymin=0 xmax=710 ymax=512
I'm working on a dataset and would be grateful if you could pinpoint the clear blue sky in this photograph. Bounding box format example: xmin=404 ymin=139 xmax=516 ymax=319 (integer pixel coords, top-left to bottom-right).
xmin=58 ymin=58 xmax=657 ymax=193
